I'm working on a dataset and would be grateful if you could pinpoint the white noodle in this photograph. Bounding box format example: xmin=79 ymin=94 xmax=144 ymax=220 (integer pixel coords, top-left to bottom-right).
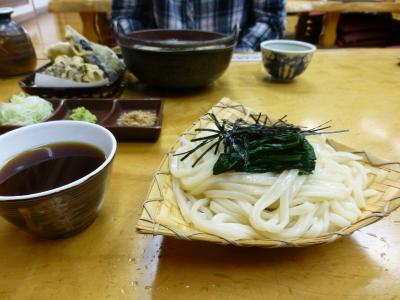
xmin=170 ymin=128 xmax=378 ymax=241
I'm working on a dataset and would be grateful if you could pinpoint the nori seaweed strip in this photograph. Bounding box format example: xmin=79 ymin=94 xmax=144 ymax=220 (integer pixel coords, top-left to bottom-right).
xmin=175 ymin=113 xmax=347 ymax=175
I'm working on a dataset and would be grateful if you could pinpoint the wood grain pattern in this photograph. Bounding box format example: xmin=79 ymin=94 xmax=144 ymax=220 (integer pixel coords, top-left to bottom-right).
xmin=319 ymin=12 xmax=341 ymax=48
xmin=48 ymin=0 xmax=112 ymax=12
xmin=1 ymin=49 xmax=400 ymax=299
xmin=286 ymin=1 xmax=400 ymax=12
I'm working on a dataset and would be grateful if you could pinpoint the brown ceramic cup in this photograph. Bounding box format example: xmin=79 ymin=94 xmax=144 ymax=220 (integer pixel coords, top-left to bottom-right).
xmin=0 ymin=121 xmax=117 ymax=239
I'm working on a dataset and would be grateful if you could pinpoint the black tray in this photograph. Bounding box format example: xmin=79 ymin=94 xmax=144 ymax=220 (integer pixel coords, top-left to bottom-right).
xmin=0 ymin=98 xmax=163 ymax=142
xmin=19 ymin=63 xmax=126 ymax=98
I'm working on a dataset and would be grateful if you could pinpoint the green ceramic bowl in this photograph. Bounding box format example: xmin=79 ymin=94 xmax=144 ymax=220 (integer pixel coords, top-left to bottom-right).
xmin=116 ymin=29 xmax=236 ymax=89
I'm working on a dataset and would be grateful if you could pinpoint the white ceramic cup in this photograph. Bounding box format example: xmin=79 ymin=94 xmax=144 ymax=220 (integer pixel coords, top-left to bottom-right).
xmin=260 ymin=40 xmax=316 ymax=81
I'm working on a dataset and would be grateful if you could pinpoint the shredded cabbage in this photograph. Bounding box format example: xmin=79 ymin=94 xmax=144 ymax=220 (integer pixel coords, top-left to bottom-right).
xmin=0 ymin=93 xmax=54 ymax=126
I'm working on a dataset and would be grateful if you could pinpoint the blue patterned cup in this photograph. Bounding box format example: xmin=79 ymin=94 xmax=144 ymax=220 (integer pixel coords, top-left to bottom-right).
xmin=260 ymin=40 xmax=316 ymax=82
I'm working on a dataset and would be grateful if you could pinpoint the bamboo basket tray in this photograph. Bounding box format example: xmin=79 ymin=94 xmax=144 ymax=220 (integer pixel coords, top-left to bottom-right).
xmin=136 ymin=98 xmax=400 ymax=248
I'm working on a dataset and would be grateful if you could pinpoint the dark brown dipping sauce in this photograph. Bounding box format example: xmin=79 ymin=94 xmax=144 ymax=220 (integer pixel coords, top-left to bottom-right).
xmin=0 ymin=142 xmax=106 ymax=196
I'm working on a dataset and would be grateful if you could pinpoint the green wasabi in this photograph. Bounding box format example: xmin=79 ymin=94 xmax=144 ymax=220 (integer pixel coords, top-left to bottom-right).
xmin=69 ymin=107 xmax=97 ymax=123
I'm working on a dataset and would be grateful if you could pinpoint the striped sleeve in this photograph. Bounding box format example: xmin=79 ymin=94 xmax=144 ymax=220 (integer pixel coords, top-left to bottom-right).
xmin=111 ymin=0 xmax=155 ymax=33
xmin=237 ymin=0 xmax=286 ymax=51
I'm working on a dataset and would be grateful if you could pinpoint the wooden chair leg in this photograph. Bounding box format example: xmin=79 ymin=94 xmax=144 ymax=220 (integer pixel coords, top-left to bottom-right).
xmin=295 ymin=13 xmax=309 ymax=41
xmin=96 ymin=12 xmax=111 ymax=45
xmin=54 ymin=13 xmax=65 ymax=40
xmin=319 ymin=12 xmax=341 ymax=48
xmin=79 ymin=12 xmax=99 ymax=43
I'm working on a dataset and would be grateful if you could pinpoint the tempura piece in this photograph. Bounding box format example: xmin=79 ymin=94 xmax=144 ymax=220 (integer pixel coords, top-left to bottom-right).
xmin=45 ymin=42 xmax=74 ymax=62
xmin=43 ymin=55 xmax=105 ymax=83
xmin=65 ymin=25 xmax=125 ymax=80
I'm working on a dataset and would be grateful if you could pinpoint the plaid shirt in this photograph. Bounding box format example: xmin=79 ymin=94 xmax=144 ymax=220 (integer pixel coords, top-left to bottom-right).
xmin=112 ymin=0 xmax=286 ymax=51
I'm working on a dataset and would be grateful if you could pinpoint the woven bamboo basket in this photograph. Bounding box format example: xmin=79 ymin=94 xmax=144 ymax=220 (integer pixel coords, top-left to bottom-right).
xmin=136 ymin=98 xmax=400 ymax=248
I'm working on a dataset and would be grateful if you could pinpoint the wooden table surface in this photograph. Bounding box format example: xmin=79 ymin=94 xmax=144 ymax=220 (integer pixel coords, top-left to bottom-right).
xmin=1 ymin=49 xmax=400 ymax=300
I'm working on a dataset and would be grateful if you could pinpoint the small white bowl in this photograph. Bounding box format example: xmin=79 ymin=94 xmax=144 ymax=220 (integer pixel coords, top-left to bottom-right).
xmin=260 ymin=40 xmax=316 ymax=82
xmin=0 ymin=121 xmax=117 ymax=239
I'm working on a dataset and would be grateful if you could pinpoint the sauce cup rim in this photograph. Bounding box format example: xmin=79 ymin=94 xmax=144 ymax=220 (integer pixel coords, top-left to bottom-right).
xmin=0 ymin=120 xmax=117 ymax=202
xmin=260 ymin=40 xmax=316 ymax=54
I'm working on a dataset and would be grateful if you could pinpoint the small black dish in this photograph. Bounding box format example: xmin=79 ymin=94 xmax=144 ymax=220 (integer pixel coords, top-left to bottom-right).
xmin=0 ymin=98 xmax=163 ymax=142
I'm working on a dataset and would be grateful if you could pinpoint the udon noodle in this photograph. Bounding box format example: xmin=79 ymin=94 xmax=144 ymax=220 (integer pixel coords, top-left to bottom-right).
xmin=170 ymin=108 xmax=379 ymax=241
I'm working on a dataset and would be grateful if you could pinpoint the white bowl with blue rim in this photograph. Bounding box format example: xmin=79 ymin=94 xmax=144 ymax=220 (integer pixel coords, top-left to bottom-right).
xmin=260 ymin=40 xmax=316 ymax=82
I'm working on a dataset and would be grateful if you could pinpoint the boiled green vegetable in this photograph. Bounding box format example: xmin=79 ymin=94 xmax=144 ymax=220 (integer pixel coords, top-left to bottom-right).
xmin=69 ymin=106 xmax=97 ymax=123
xmin=176 ymin=113 xmax=345 ymax=175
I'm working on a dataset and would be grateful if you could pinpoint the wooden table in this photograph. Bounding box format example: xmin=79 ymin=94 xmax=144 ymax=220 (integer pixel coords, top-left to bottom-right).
xmin=1 ymin=49 xmax=400 ymax=299
xmin=48 ymin=0 xmax=400 ymax=47
xmin=48 ymin=0 xmax=112 ymax=44
xmin=287 ymin=1 xmax=400 ymax=47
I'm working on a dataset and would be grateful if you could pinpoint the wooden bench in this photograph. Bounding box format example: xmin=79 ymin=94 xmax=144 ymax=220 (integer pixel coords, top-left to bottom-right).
xmin=48 ymin=0 xmax=111 ymax=44
xmin=49 ymin=0 xmax=400 ymax=47
xmin=287 ymin=1 xmax=400 ymax=47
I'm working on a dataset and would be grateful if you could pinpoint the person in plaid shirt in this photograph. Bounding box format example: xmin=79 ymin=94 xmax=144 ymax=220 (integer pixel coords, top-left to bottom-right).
xmin=112 ymin=0 xmax=286 ymax=51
